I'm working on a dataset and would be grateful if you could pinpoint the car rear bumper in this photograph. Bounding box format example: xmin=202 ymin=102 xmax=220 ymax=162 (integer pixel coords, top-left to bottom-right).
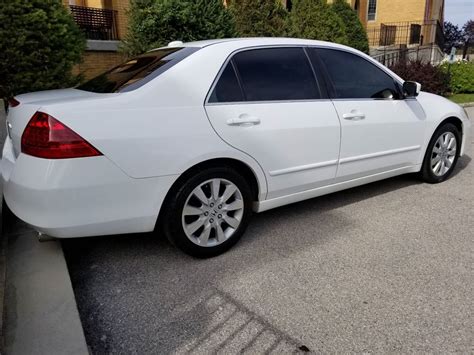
xmin=2 ymin=137 xmax=178 ymax=238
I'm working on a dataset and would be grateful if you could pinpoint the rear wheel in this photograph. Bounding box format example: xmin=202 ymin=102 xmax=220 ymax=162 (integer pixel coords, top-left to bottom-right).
xmin=420 ymin=123 xmax=460 ymax=183
xmin=163 ymin=167 xmax=252 ymax=258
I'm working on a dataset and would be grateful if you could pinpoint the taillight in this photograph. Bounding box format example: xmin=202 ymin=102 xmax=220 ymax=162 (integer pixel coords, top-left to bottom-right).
xmin=8 ymin=97 xmax=20 ymax=108
xmin=21 ymin=112 xmax=102 ymax=159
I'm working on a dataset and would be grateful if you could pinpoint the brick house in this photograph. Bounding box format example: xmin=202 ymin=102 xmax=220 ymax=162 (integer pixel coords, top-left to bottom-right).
xmin=64 ymin=0 xmax=129 ymax=78
xmin=303 ymin=0 xmax=444 ymax=49
xmin=285 ymin=0 xmax=445 ymax=64
xmin=65 ymin=0 xmax=445 ymax=79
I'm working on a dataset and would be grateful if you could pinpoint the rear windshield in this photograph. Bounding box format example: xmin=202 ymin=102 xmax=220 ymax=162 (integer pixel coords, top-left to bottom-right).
xmin=77 ymin=47 xmax=199 ymax=93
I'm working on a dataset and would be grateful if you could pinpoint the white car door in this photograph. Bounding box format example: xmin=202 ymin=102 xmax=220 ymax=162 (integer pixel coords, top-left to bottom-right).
xmin=312 ymin=48 xmax=426 ymax=182
xmin=205 ymin=47 xmax=341 ymax=200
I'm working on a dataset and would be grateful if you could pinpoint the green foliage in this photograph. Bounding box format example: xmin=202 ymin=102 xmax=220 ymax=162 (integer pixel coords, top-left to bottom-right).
xmin=448 ymin=93 xmax=474 ymax=104
xmin=122 ymin=0 xmax=237 ymax=57
xmin=229 ymin=0 xmax=288 ymax=37
xmin=441 ymin=61 xmax=474 ymax=94
xmin=0 ymin=0 xmax=86 ymax=98
xmin=331 ymin=0 xmax=368 ymax=53
xmin=389 ymin=60 xmax=449 ymax=96
xmin=288 ymin=0 xmax=348 ymax=45
xmin=443 ymin=21 xmax=464 ymax=53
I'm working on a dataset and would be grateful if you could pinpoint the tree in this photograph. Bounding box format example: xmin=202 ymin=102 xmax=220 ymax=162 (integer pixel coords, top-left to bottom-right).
xmin=461 ymin=20 xmax=473 ymax=59
xmin=288 ymin=0 xmax=348 ymax=45
xmin=0 ymin=0 xmax=85 ymax=98
xmin=462 ymin=20 xmax=474 ymax=45
xmin=229 ymin=0 xmax=288 ymax=37
xmin=462 ymin=20 xmax=474 ymax=40
xmin=122 ymin=0 xmax=237 ymax=57
xmin=442 ymin=21 xmax=463 ymax=54
xmin=331 ymin=0 xmax=368 ymax=53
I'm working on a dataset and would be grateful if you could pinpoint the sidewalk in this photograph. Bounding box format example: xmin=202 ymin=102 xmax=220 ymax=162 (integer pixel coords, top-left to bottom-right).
xmin=3 ymin=219 xmax=88 ymax=355
xmin=1 ymin=99 xmax=7 ymax=352
xmin=0 ymin=221 xmax=6 ymax=353
xmin=1 ymin=101 xmax=88 ymax=354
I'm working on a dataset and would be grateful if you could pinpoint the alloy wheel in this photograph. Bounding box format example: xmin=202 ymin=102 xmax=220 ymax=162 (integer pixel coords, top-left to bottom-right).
xmin=182 ymin=178 xmax=244 ymax=247
xmin=431 ymin=132 xmax=457 ymax=177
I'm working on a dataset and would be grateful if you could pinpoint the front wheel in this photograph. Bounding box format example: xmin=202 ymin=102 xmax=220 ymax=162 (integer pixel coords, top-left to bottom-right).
xmin=162 ymin=167 xmax=253 ymax=258
xmin=420 ymin=123 xmax=460 ymax=183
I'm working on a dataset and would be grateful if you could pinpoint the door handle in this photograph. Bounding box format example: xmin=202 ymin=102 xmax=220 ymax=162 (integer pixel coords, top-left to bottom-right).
xmin=343 ymin=111 xmax=366 ymax=120
xmin=227 ymin=114 xmax=261 ymax=126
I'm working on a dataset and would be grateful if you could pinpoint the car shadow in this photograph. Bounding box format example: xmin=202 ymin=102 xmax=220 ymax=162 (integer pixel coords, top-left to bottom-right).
xmin=449 ymin=154 xmax=471 ymax=178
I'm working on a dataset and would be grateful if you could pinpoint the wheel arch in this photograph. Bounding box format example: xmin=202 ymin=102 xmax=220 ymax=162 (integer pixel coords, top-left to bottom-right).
xmin=419 ymin=115 xmax=464 ymax=171
xmin=155 ymin=157 xmax=265 ymax=231
xmin=433 ymin=116 xmax=465 ymax=156
xmin=437 ymin=116 xmax=463 ymax=136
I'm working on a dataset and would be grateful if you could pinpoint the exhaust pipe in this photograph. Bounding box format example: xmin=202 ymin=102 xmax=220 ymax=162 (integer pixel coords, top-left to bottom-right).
xmin=37 ymin=232 xmax=55 ymax=242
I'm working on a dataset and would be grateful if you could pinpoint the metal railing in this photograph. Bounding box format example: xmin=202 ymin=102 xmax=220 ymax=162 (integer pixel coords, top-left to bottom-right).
xmin=367 ymin=20 xmax=444 ymax=49
xmin=70 ymin=5 xmax=118 ymax=41
xmin=371 ymin=44 xmax=445 ymax=66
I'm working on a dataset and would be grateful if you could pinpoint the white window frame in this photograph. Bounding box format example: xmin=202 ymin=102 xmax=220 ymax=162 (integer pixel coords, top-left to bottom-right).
xmin=367 ymin=0 xmax=377 ymax=22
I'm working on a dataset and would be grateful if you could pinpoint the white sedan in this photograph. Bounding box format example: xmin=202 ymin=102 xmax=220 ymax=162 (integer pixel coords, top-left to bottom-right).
xmin=2 ymin=38 xmax=471 ymax=257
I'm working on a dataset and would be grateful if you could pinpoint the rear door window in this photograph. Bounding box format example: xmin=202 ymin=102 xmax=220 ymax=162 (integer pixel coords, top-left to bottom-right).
xmin=209 ymin=62 xmax=244 ymax=103
xmin=231 ymin=47 xmax=320 ymax=102
xmin=77 ymin=47 xmax=199 ymax=93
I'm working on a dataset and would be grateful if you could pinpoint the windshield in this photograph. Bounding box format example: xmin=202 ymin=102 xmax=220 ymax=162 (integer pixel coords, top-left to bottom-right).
xmin=77 ymin=47 xmax=199 ymax=93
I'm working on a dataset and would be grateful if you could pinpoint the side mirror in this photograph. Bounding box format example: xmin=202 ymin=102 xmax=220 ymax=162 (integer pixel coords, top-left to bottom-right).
xmin=403 ymin=81 xmax=421 ymax=98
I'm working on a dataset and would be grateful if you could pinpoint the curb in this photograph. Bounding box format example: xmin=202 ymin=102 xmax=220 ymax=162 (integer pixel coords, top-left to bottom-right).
xmin=3 ymin=223 xmax=89 ymax=355
xmin=1 ymin=100 xmax=88 ymax=354
xmin=460 ymin=102 xmax=474 ymax=108
xmin=1 ymin=98 xmax=7 ymax=353
xmin=0 ymin=223 xmax=6 ymax=354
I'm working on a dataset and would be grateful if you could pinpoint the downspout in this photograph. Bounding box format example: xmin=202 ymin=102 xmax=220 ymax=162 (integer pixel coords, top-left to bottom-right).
xmin=424 ymin=0 xmax=431 ymax=23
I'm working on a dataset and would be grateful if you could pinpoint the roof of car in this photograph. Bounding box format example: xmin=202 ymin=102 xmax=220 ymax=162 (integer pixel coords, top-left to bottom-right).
xmin=154 ymin=37 xmax=350 ymax=51
xmin=175 ymin=37 xmax=404 ymax=84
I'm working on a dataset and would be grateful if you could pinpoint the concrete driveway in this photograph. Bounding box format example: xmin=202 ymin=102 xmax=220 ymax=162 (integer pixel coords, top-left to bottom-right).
xmin=63 ymin=108 xmax=474 ymax=354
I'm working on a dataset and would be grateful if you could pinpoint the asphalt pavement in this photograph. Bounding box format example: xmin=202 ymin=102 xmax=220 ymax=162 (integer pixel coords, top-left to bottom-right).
xmin=63 ymin=108 xmax=474 ymax=354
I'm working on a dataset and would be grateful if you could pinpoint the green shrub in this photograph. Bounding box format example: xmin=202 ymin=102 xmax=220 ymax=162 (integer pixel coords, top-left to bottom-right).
xmin=229 ymin=0 xmax=288 ymax=37
xmin=122 ymin=0 xmax=237 ymax=57
xmin=0 ymin=0 xmax=86 ymax=98
xmin=331 ymin=0 xmax=368 ymax=53
xmin=389 ymin=60 xmax=449 ymax=96
xmin=288 ymin=0 xmax=348 ymax=45
xmin=441 ymin=61 xmax=474 ymax=94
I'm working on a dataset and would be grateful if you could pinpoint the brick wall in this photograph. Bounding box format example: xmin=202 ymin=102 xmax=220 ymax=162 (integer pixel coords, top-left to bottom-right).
xmin=73 ymin=51 xmax=125 ymax=79
xmin=63 ymin=0 xmax=129 ymax=80
xmin=112 ymin=0 xmax=129 ymax=40
xmin=365 ymin=0 xmax=433 ymax=29
xmin=364 ymin=0 xmax=444 ymax=46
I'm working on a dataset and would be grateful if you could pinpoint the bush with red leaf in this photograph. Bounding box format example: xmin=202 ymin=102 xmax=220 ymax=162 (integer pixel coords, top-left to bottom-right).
xmin=389 ymin=60 xmax=449 ymax=96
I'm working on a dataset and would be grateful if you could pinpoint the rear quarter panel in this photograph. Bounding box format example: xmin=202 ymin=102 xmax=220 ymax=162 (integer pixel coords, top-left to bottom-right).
xmin=41 ymin=46 xmax=268 ymax=199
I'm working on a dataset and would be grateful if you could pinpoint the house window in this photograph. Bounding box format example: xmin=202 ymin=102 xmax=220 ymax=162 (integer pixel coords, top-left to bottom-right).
xmin=379 ymin=24 xmax=397 ymax=45
xmin=410 ymin=24 xmax=422 ymax=44
xmin=368 ymin=0 xmax=377 ymax=21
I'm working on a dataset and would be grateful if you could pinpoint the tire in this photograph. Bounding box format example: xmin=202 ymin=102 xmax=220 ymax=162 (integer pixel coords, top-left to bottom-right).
xmin=420 ymin=123 xmax=461 ymax=183
xmin=162 ymin=167 xmax=253 ymax=258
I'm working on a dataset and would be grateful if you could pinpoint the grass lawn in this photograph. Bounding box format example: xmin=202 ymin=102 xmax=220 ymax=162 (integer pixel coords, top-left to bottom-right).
xmin=447 ymin=93 xmax=474 ymax=104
